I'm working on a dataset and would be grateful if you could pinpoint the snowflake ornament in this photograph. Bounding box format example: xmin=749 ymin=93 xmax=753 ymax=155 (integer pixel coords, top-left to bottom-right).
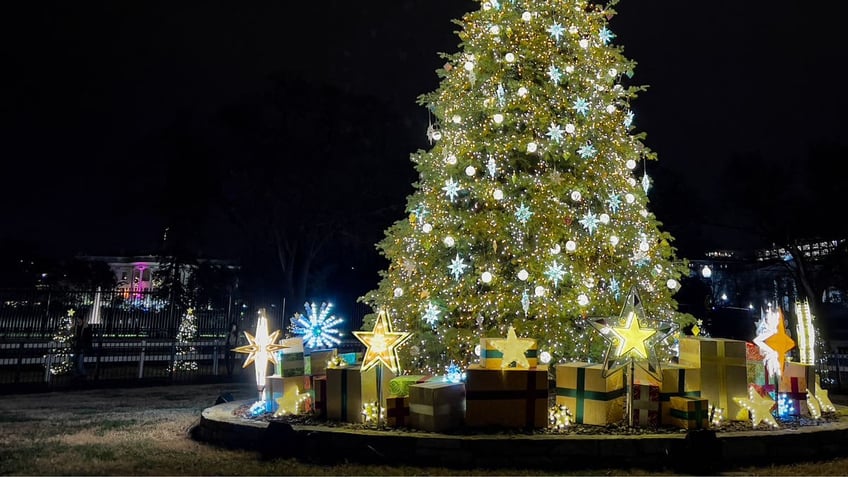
xmin=579 ymin=210 xmax=600 ymax=235
xmin=422 ymin=302 xmax=441 ymax=326
xmin=545 ymin=260 xmax=567 ymax=287
xmin=448 ymin=254 xmax=469 ymax=280
xmin=577 ymin=143 xmax=597 ymax=159
xmin=546 ymin=123 xmax=564 ymax=143
xmin=442 ymin=178 xmax=460 ymax=202
xmin=547 ymin=22 xmax=565 ymax=42
xmin=515 ymin=202 xmax=534 ymax=224
xmin=599 ymin=26 xmax=616 ymax=44
xmin=572 ymin=97 xmax=589 ymax=116
xmin=548 ymin=65 xmax=563 ymax=85
xmin=291 ymin=302 xmax=344 ymax=349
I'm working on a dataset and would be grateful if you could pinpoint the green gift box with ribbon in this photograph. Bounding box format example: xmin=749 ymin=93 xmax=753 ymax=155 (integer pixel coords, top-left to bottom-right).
xmin=635 ymin=363 xmax=701 ymax=426
xmin=479 ymin=337 xmax=538 ymax=369
xmin=679 ymin=337 xmax=747 ymax=421
xmin=465 ymin=364 xmax=549 ymax=428
xmin=408 ymin=381 xmax=465 ymax=432
xmin=307 ymin=349 xmax=337 ymax=376
xmin=389 ymin=375 xmax=436 ymax=397
xmin=274 ymin=338 xmax=305 ymax=377
xmin=669 ymin=395 xmax=709 ymax=429
xmin=555 ymin=362 xmax=625 ymax=426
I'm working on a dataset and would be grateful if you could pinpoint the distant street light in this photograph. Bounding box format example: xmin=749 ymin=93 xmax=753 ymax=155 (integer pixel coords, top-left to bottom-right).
xmin=701 ymin=265 xmax=712 ymax=278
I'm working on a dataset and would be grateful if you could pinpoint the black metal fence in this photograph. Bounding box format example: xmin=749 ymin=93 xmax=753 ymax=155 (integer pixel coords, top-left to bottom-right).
xmin=0 ymin=288 xmax=297 ymax=389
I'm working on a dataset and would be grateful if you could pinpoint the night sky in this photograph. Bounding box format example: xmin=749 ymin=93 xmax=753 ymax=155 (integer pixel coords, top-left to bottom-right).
xmin=2 ymin=0 xmax=846 ymax=263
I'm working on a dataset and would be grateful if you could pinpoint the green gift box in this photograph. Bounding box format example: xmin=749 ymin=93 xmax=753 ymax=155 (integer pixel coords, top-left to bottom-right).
xmin=274 ymin=337 xmax=305 ymax=377
xmin=389 ymin=375 xmax=436 ymax=397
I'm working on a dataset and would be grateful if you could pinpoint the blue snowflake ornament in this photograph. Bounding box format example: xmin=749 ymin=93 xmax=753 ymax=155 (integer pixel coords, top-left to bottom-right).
xmin=422 ymin=302 xmax=441 ymax=326
xmin=291 ymin=302 xmax=344 ymax=349
xmin=443 ymin=178 xmax=460 ymax=202
xmin=607 ymin=193 xmax=622 ymax=213
xmin=547 ymin=22 xmax=565 ymax=42
xmin=572 ymin=97 xmax=589 ymax=116
xmin=521 ymin=289 xmax=530 ymax=314
xmin=599 ymin=26 xmax=616 ymax=44
xmin=446 ymin=362 xmax=466 ymax=383
xmin=577 ymin=143 xmax=597 ymax=159
xmin=609 ymin=277 xmax=621 ymax=300
xmin=546 ymin=123 xmax=564 ymax=143
xmin=515 ymin=202 xmax=533 ymax=224
xmin=448 ymin=254 xmax=469 ymax=280
xmin=487 ymin=157 xmax=497 ymax=178
xmin=548 ymin=65 xmax=563 ymax=85
xmin=624 ymin=111 xmax=634 ymax=128
xmin=545 ymin=260 xmax=567 ymax=287
xmin=579 ymin=210 xmax=599 ymax=235
xmin=496 ymin=84 xmax=506 ymax=107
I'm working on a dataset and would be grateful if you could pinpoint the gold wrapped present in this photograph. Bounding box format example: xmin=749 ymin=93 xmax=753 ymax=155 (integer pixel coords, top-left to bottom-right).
xmin=669 ymin=396 xmax=709 ymax=430
xmin=555 ymin=362 xmax=624 ymax=426
xmin=479 ymin=337 xmax=538 ymax=369
xmin=465 ymin=364 xmax=548 ymax=428
xmin=679 ymin=337 xmax=747 ymax=421
xmin=274 ymin=337 xmax=305 ymax=377
xmin=386 ymin=396 xmax=410 ymax=427
xmin=635 ymin=363 xmax=701 ymax=426
xmin=408 ymin=382 xmax=465 ymax=432
xmin=326 ymin=365 xmax=395 ymax=423
xmin=307 ymin=349 xmax=337 ymax=376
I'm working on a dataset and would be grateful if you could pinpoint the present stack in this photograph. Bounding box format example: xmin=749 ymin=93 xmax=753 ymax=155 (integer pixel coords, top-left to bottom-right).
xmin=326 ymin=364 xmax=395 ymax=423
xmin=678 ymin=337 xmax=747 ymax=421
xmin=635 ymin=363 xmax=701 ymax=427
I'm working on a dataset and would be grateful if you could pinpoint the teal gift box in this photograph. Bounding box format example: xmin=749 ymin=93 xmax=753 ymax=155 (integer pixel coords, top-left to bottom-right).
xmin=274 ymin=338 xmax=305 ymax=377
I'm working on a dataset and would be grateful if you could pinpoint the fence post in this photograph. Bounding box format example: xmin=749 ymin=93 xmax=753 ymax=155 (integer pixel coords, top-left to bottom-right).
xmin=139 ymin=340 xmax=146 ymax=379
xmin=212 ymin=343 xmax=219 ymax=376
xmin=44 ymin=351 xmax=52 ymax=384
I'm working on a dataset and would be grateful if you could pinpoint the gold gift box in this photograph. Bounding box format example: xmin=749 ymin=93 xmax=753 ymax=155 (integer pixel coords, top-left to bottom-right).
xmin=668 ymin=395 xmax=709 ymax=430
xmin=307 ymin=349 xmax=337 ymax=376
xmin=466 ymin=364 xmax=548 ymax=428
xmin=634 ymin=363 xmax=701 ymax=426
xmin=479 ymin=337 xmax=538 ymax=369
xmin=555 ymin=362 xmax=624 ymax=426
xmin=780 ymin=361 xmax=816 ymax=396
xmin=326 ymin=365 xmax=395 ymax=423
xmin=408 ymin=382 xmax=465 ymax=432
xmin=678 ymin=337 xmax=747 ymax=421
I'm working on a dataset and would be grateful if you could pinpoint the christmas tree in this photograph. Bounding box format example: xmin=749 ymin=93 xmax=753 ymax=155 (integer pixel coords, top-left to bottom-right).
xmin=172 ymin=307 xmax=198 ymax=372
xmin=363 ymin=0 xmax=692 ymax=373
xmin=46 ymin=308 xmax=75 ymax=375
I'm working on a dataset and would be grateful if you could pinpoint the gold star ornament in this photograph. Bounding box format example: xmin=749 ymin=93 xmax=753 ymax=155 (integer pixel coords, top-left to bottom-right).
xmin=734 ymin=385 xmax=778 ymax=428
xmin=814 ymin=380 xmax=836 ymax=413
xmin=232 ymin=309 xmax=288 ymax=390
xmin=590 ymin=287 xmax=676 ymax=380
xmin=763 ymin=308 xmax=796 ymax=374
xmin=490 ymin=325 xmax=536 ymax=369
xmin=273 ymin=386 xmax=308 ymax=417
xmin=353 ymin=309 xmax=411 ymax=374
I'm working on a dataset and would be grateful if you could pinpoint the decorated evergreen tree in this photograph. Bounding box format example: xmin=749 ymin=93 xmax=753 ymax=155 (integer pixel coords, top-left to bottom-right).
xmin=45 ymin=308 xmax=75 ymax=375
xmin=363 ymin=0 xmax=693 ymax=373
xmin=172 ymin=307 xmax=198 ymax=372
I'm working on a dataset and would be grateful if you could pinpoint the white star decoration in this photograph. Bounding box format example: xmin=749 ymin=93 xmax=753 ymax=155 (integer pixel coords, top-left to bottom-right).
xmin=546 ymin=123 xmax=564 ymax=143
xmin=422 ymin=302 xmax=441 ymax=326
xmin=547 ymin=22 xmax=565 ymax=42
xmin=448 ymin=254 xmax=468 ymax=280
xmin=548 ymin=65 xmax=563 ymax=84
xmin=442 ymin=178 xmax=460 ymax=202
xmin=579 ymin=210 xmax=599 ymax=235
xmin=545 ymin=260 xmax=566 ymax=287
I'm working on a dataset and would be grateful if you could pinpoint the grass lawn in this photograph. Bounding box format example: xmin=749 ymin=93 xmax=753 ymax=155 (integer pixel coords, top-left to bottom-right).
xmin=1 ymin=381 xmax=847 ymax=475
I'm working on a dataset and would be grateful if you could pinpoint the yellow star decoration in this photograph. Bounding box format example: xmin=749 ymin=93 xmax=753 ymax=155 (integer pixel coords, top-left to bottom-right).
xmin=490 ymin=325 xmax=536 ymax=369
xmin=806 ymin=388 xmax=821 ymax=420
xmin=353 ymin=309 xmax=411 ymax=373
xmin=814 ymin=381 xmax=836 ymax=413
xmin=611 ymin=312 xmax=657 ymax=360
xmin=273 ymin=386 xmax=308 ymax=417
xmin=67 ymin=309 xmax=76 ymax=317
xmin=232 ymin=309 xmax=288 ymax=389
xmin=733 ymin=385 xmax=779 ymax=429
xmin=763 ymin=308 xmax=796 ymax=374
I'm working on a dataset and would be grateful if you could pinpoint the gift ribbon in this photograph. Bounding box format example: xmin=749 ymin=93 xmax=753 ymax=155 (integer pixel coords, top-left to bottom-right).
xmin=387 ymin=399 xmax=410 ymax=425
xmin=410 ymin=403 xmax=453 ymax=417
xmin=670 ymin=399 xmax=706 ymax=429
xmin=555 ymin=366 xmax=626 ymax=424
xmin=481 ymin=349 xmax=539 ymax=358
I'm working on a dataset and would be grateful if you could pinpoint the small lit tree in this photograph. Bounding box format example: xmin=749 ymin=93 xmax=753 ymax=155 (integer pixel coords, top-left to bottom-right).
xmin=45 ymin=308 xmax=75 ymax=375
xmin=172 ymin=307 xmax=198 ymax=372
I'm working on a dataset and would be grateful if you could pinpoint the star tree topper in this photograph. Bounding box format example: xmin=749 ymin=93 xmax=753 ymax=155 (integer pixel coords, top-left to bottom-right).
xmin=232 ymin=309 xmax=288 ymax=389
xmin=353 ymin=309 xmax=412 ymax=374
xmin=490 ymin=325 xmax=535 ymax=369
xmin=590 ymin=287 xmax=677 ymax=380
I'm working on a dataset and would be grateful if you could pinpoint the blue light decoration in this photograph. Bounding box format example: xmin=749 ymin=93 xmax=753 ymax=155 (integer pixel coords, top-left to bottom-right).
xmin=448 ymin=254 xmax=469 ymax=280
xmin=446 ymin=362 xmax=466 ymax=383
xmin=442 ymin=177 xmax=460 ymax=202
xmin=545 ymin=260 xmax=567 ymax=287
xmin=421 ymin=301 xmax=441 ymax=326
xmin=548 ymin=65 xmax=563 ymax=85
xmin=777 ymin=392 xmax=795 ymax=418
xmin=572 ymin=97 xmax=589 ymax=116
xmin=248 ymin=400 xmax=268 ymax=417
xmin=291 ymin=302 xmax=344 ymax=349
xmin=547 ymin=22 xmax=565 ymax=42
xmin=607 ymin=192 xmax=622 ymax=213
xmin=515 ymin=203 xmax=534 ymax=224
xmin=577 ymin=142 xmax=597 ymax=159
xmin=599 ymin=26 xmax=616 ymax=45
xmin=546 ymin=123 xmax=564 ymax=143
xmin=579 ymin=210 xmax=599 ymax=235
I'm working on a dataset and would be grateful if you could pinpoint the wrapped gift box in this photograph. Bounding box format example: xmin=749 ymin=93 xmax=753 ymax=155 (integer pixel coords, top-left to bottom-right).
xmin=779 ymin=361 xmax=815 ymax=417
xmin=479 ymin=337 xmax=538 ymax=369
xmin=264 ymin=375 xmax=311 ymax=414
xmin=633 ymin=384 xmax=660 ymax=427
xmin=669 ymin=396 xmax=709 ymax=430
xmin=386 ymin=396 xmax=410 ymax=427
xmin=274 ymin=338 xmax=305 ymax=377
xmin=635 ymin=363 xmax=701 ymax=426
xmin=408 ymin=381 xmax=465 ymax=432
xmin=746 ymin=342 xmax=767 ymax=386
xmin=389 ymin=375 xmax=437 ymax=397
xmin=555 ymin=362 xmax=624 ymax=426
xmin=326 ymin=365 xmax=396 ymax=423
xmin=465 ymin=364 xmax=548 ymax=428
xmin=307 ymin=349 xmax=337 ymax=376
xmin=313 ymin=375 xmax=327 ymax=417
xmin=679 ymin=337 xmax=748 ymax=421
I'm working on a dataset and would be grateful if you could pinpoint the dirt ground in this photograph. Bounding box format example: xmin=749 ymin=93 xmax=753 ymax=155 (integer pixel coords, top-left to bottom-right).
xmin=1 ymin=381 xmax=847 ymax=476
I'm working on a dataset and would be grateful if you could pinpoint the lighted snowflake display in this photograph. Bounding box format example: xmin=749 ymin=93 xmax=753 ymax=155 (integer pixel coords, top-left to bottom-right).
xmin=290 ymin=302 xmax=344 ymax=349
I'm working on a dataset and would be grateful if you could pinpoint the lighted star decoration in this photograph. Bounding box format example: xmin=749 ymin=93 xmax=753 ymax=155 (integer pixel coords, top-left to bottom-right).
xmin=733 ymin=385 xmax=779 ymax=429
xmin=442 ymin=177 xmax=460 ymax=202
xmin=577 ymin=142 xmax=597 ymax=159
xmin=353 ymin=309 xmax=412 ymax=374
xmin=545 ymin=260 xmax=567 ymax=287
xmin=232 ymin=310 xmax=288 ymax=391
xmin=68 ymin=308 xmax=76 ymax=317
xmin=579 ymin=210 xmax=599 ymax=235
xmin=546 ymin=123 xmax=564 ymax=143
xmin=448 ymin=254 xmax=468 ymax=280
xmin=572 ymin=97 xmax=589 ymax=116
xmin=607 ymin=192 xmax=622 ymax=213
xmin=589 ymin=287 xmax=676 ymax=380
xmin=490 ymin=325 xmax=535 ymax=369
xmin=814 ymin=381 xmax=836 ymax=413
xmin=806 ymin=388 xmax=822 ymax=420
xmin=273 ymin=386 xmax=308 ymax=417
xmin=421 ymin=301 xmax=441 ymax=326
xmin=548 ymin=65 xmax=563 ymax=85
xmin=547 ymin=22 xmax=565 ymax=41
xmin=762 ymin=308 xmax=796 ymax=375
xmin=599 ymin=26 xmax=616 ymax=44
xmin=515 ymin=203 xmax=533 ymax=224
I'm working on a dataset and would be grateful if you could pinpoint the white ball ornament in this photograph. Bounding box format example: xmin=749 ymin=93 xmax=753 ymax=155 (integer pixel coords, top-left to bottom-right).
xmin=452 ymin=115 xmax=462 ymax=124
xmin=565 ymin=123 xmax=575 ymax=134
xmin=490 ymin=25 xmax=500 ymax=35
xmin=534 ymin=286 xmax=546 ymax=297
xmin=432 ymin=130 xmax=442 ymax=141
xmin=474 ymin=344 xmax=482 ymax=357
xmin=465 ymin=165 xmax=476 ymax=176
xmin=446 ymin=154 xmax=457 ymax=165
xmin=464 ymin=60 xmax=475 ymax=72
xmin=444 ymin=236 xmax=455 ymax=247
xmin=517 ymin=86 xmax=528 ymax=97
xmin=599 ymin=213 xmax=610 ymax=224
xmin=422 ymin=223 xmax=433 ymax=233
xmin=493 ymin=189 xmax=504 ymax=200
xmin=483 ymin=1 xmax=492 ymax=10
xmin=518 ymin=269 xmax=529 ymax=281
xmin=565 ymin=240 xmax=577 ymax=252
xmin=640 ymin=209 xmax=649 ymax=218
xmin=626 ymin=159 xmax=637 ymax=170
xmin=539 ymin=351 xmax=552 ymax=364
xmin=505 ymin=52 xmax=515 ymax=63
xmin=625 ymin=193 xmax=635 ymax=204
xmin=610 ymin=235 xmax=620 ymax=246
xmin=568 ymin=25 xmax=578 ymax=34
xmin=606 ymin=105 xmax=616 ymax=114
xmin=640 ymin=241 xmax=650 ymax=252
xmin=609 ymin=68 xmax=618 ymax=77
xmin=481 ymin=271 xmax=493 ymax=283
xmin=570 ymin=190 xmax=582 ymax=201
xmin=579 ymin=39 xmax=589 ymax=49
xmin=393 ymin=287 xmax=403 ymax=298
xmin=527 ymin=142 xmax=538 ymax=153
xmin=667 ymin=278 xmax=679 ymax=290
xmin=493 ymin=113 xmax=504 ymax=124
xmin=521 ymin=11 xmax=532 ymax=21
xmin=628 ymin=178 xmax=637 ymax=187
xmin=565 ymin=65 xmax=575 ymax=74
xmin=577 ymin=294 xmax=590 ymax=306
